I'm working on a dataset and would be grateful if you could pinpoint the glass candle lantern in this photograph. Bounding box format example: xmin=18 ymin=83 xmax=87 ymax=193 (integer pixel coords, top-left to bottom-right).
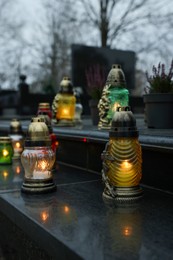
xmin=98 ymin=64 xmax=129 ymax=130
xmin=21 ymin=117 xmax=56 ymax=194
xmin=37 ymin=115 xmax=58 ymax=154
xmin=9 ymin=135 xmax=24 ymax=159
xmin=8 ymin=118 xmax=24 ymax=159
xmin=74 ymin=93 xmax=83 ymax=125
xmin=0 ymin=137 xmax=13 ymax=164
xmin=101 ymin=106 xmax=143 ymax=202
xmin=52 ymin=76 xmax=76 ymax=126
xmin=37 ymin=102 xmax=52 ymax=119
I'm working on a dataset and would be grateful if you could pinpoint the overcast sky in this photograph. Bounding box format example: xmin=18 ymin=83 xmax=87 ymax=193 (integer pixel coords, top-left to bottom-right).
xmin=1 ymin=0 xmax=173 ymax=90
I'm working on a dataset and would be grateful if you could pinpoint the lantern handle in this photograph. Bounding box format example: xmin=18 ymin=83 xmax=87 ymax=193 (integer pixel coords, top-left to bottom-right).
xmin=117 ymin=106 xmax=131 ymax=112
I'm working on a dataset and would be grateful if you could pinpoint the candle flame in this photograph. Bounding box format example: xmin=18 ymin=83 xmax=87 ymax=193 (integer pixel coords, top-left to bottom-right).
xmin=62 ymin=109 xmax=69 ymax=115
xmin=15 ymin=142 xmax=21 ymax=148
xmin=113 ymin=102 xmax=120 ymax=111
xmin=121 ymin=160 xmax=132 ymax=170
xmin=39 ymin=160 xmax=48 ymax=170
xmin=2 ymin=149 xmax=9 ymax=157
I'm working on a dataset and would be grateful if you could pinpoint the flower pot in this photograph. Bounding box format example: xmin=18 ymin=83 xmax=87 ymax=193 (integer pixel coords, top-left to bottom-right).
xmin=89 ymin=99 xmax=99 ymax=126
xmin=143 ymin=93 xmax=173 ymax=129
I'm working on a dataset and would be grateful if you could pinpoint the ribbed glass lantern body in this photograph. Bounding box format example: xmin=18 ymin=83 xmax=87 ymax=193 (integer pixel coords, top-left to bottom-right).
xmin=105 ymin=137 xmax=142 ymax=187
xmin=21 ymin=146 xmax=55 ymax=180
xmin=102 ymin=106 xmax=143 ymax=201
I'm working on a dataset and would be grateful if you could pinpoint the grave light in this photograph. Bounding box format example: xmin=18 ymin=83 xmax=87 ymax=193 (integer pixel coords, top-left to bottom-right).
xmin=0 ymin=137 xmax=13 ymax=165
xmin=101 ymin=106 xmax=143 ymax=202
xmin=9 ymin=118 xmax=24 ymax=159
xmin=21 ymin=117 xmax=56 ymax=194
xmin=98 ymin=64 xmax=129 ymax=130
xmin=52 ymin=77 xmax=76 ymax=126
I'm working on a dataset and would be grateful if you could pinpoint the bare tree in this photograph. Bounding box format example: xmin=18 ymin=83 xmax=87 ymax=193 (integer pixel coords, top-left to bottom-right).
xmin=77 ymin=0 xmax=173 ymax=69
xmin=0 ymin=0 xmax=25 ymax=89
xmin=29 ymin=0 xmax=80 ymax=93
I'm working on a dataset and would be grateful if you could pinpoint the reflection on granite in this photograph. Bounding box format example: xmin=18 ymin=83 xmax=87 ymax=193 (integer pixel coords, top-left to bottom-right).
xmin=0 ymin=162 xmax=173 ymax=259
xmin=0 ymin=159 xmax=24 ymax=192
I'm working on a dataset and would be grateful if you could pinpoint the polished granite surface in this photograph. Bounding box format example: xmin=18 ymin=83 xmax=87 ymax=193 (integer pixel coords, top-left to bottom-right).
xmin=0 ymin=160 xmax=173 ymax=259
xmin=1 ymin=115 xmax=173 ymax=148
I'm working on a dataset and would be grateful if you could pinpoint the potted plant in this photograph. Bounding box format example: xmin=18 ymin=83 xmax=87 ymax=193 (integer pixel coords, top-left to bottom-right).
xmin=85 ymin=64 xmax=106 ymax=125
xmin=143 ymin=60 xmax=173 ymax=128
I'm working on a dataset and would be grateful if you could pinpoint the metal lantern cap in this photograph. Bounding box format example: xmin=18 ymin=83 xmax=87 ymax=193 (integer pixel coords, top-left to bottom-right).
xmin=0 ymin=136 xmax=12 ymax=143
xmin=38 ymin=103 xmax=50 ymax=109
xmin=38 ymin=114 xmax=53 ymax=134
xmin=106 ymin=64 xmax=126 ymax=87
xmin=60 ymin=76 xmax=74 ymax=94
xmin=9 ymin=118 xmax=23 ymax=134
xmin=109 ymin=106 xmax=138 ymax=137
xmin=25 ymin=117 xmax=51 ymax=147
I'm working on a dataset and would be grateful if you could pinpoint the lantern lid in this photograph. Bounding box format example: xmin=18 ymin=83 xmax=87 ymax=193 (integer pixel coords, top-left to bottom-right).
xmin=106 ymin=64 xmax=126 ymax=87
xmin=38 ymin=114 xmax=53 ymax=134
xmin=38 ymin=102 xmax=50 ymax=109
xmin=9 ymin=118 xmax=23 ymax=134
xmin=25 ymin=117 xmax=51 ymax=147
xmin=59 ymin=76 xmax=74 ymax=94
xmin=0 ymin=136 xmax=12 ymax=144
xmin=109 ymin=106 xmax=138 ymax=137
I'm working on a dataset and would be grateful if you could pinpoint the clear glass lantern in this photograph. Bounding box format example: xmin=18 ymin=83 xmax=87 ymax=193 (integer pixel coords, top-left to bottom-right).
xmin=74 ymin=93 xmax=83 ymax=125
xmin=21 ymin=117 xmax=56 ymax=194
xmin=101 ymin=106 xmax=143 ymax=202
xmin=8 ymin=118 xmax=24 ymax=159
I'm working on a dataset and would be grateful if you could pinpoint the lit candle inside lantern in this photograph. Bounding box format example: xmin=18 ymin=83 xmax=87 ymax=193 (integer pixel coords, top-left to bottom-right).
xmin=11 ymin=138 xmax=24 ymax=158
xmin=16 ymin=142 xmax=21 ymax=149
xmin=8 ymin=119 xmax=24 ymax=159
xmin=2 ymin=149 xmax=9 ymax=157
xmin=22 ymin=147 xmax=54 ymax=180
xmin=33 ymin=157 xmax=52 ymax=179
xmin=102 ymin=106 xmax=143 ymax=201
xmin=121 ymin=160 xmax=132 ymax=172
xmin=52 ymin=76 xmax=76 ymax=126
xmin=21 ymin=117 xmax=56 ymax=194
xmin=56 ymin=101 xmax=75 ymax=120
xmin=112 ymin=102 xmax=120 ymax=112
xmin=0 ymin=137 xmax=13 ymax=165
xmin=62 ymin=108 xmax=69 ymax=116
xmin=12 ymin=139 xmax=23 ymax=155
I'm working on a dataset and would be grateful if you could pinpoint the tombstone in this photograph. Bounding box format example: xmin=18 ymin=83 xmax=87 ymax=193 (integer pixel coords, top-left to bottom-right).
xmin=17 ymin=75 xmax=30 ymax=115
